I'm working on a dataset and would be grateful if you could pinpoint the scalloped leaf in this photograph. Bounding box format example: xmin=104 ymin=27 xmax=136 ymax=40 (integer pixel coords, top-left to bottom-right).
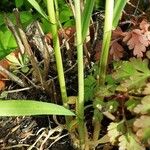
xmin=134 ymin=95 xmax=150 ymax=114
xmin=142 ymin=83 xmax=150 ymax=95
xmin=84 ymin=75 xmax=96 ymax=101
xmin=107 ymin=121 xmax=125 ymax=144
xmin=118 ymin=132 xmax=145 ymax=150
xmin=133 ymin=115 xmax=150 ymax=143
xmin=125 ymin=99 xmax=139 ymax=112
xmin=113 ymin=58 xmax=150 ymax=91
xmin=134 ymin=115 xmax=150 ymax=128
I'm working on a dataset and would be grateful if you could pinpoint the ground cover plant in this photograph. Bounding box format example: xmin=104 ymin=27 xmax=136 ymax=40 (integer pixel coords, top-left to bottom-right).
xmin=0 ymin=0 xmax=150 ymax=149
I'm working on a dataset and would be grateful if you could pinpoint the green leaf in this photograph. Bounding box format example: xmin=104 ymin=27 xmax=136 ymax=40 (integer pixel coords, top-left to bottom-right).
xmin=82 ymin=0 xmax=95 ymax=41
xmin=84 ymin=75 xmax=96 ymax=101
xmin=125 ymin=99 xmax=139 ymax=112
xmin=21 ymin=66 xmax=29 ymax=73
xmin=106 ymin=100 xmax=119 ymax=113
xmin=134 ymin=95 xmax=150 ymax=114
xmin=0 ymin=30 xmax=17 ymax=60
xmin=134 ymin=115 xmax=150 ymax=128
xmin=94 ymin=0 xmax=105 ymax=10
xmin=27 ymin=0 xmax=48 ymax=20
xmin=143 ymin=83 xmax=150 ymax=95
xmin=20 ymin=11 xmax=34 ymax=26
xmin=95 ymin=85 xmax=115 ymax=98
xmin=63 ymin=19 xmax=75 ymax=27
xmin=118 ymin=132 xmax=144 ymax=150
xmin=113 ymin=0 xmax=128 ymax=29
xmin=113 ymin=58 xmax=150 ymax=91
xmin=6 ymin=53 xmax=21 ymax=66
xmin=0 ymin=100 xmax=75 ymax=116
xmin=143 ymin=128 xmax=150 ymax=143
xmin=59 ymin=7 xmax=72 ymax=24
xmin=0 ymin=30 xmax=17 ymax=50
xmin=41 ymin=18 xmax=52 ymax=33
xmin=15 ymin=0 xmax=24 ymax=7
xmin=0 ymin=13 xmax=4 ymax=26
xmin=107 ymin=120 xmax=125 ymax=144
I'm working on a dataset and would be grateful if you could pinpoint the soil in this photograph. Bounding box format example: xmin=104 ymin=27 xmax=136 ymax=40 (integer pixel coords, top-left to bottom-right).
xmin=0 ymin=87 xmax=74 ymax=149
xmin=0 ymin=116 xmax=75 ymax=150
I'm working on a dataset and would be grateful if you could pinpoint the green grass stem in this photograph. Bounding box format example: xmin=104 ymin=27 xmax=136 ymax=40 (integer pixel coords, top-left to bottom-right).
xmin=46 ymin=0 xmax=68 ymax=110
xmin=98 ymin=0 xmax=114 ymax=85
xmin=74 ymin=0 xmax=85 ymax=148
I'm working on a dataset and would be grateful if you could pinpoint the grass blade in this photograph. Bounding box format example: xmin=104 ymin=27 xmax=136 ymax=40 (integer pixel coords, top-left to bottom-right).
xmin=27 ymin=0 xmax=48 ymax=20
xmin=113 ymin=0 xmax=128 ymax=29
xmin=0 ymin=100 xmax=75 ymax=116
xmin=82 ymin=0 xmax=95 ymax=41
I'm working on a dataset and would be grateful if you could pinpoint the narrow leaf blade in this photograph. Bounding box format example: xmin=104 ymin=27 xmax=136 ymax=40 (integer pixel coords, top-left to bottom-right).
xmin=0 ymin=100 xmax=75 ymax=116
xmin=27 ymin=0 xmax=48 ymax=20
xmin=82 ymin=0 xmax=95 ymax=41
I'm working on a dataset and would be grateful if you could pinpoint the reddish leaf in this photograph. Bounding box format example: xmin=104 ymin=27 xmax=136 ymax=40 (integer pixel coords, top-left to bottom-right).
xmin=123 ymin=31 xmax=132 ymax=43
xmin=0 ymin=81 xmax=5 ymax=91
xmin=110 ymin=41 xmax=124 ymax=61
xmin=0 ymin=59 xmax=10 ymax=91
xmin=112 ymin=27 xmax=124 ymax=40
xmin=45 ymin=27 xmax=75 ymax=46
xmin=140 ymin=19 xmax=149 ymax=32
xmin=123 ymin=29 xmax=149 ymax=57
xmin=94 ymin=41 xmax=102 ymax=61
xmin=0 ymin=59 xmax=9 ymax=78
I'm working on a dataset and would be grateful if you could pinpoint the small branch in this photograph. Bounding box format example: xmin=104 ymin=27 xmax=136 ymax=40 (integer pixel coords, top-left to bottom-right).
xmin=0 ymin=65 xmax=25 ymax=87
xmin=4 ymin=15 xmax=25 ymax=54
xmin=34 ymin=21 xmax=51 ymax=80
xmin=3 ymin=87 xmax=32 ymax=94
xmin=13 ymin=9 xmax=44 ymax=88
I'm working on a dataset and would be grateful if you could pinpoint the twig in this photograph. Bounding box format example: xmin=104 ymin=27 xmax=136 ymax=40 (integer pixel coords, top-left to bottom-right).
xmin=4 ymin=14 xmax=25 ymax=54
xmin=34 ymin=21 xmax=51 ymax=80
xmin=3 ymin=87 xmax=32 ymax=94
xmin=0 ymin=65 xmax=25 ymax=87
xmin=2 ymin=144 xmax=31 ymax=150
xmin=13 ymin=9 xmax=44 ymax=88
xmin=19 ymin=71 xmax=41 ymax=89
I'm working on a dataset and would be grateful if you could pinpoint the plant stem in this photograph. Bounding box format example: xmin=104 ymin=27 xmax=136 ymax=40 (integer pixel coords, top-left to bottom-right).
xmin=113 ymin=0 xmax=128 ymax=29
xmin=74 ymin=0 xmax=85 ymax=148
xmin=93 ymin=0 xmax=114 ymax=144
xmin=81 ymin=0 xmax=95 ymax=41
xmin=98 ymin=0 xmax=114 ymax=85
xmin=46 ymin=0 xmax=69 ymax=114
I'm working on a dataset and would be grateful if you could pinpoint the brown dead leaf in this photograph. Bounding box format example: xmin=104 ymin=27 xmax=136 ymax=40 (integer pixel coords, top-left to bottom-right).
xmin=142 ymin=83 xmax=150 ymax=95
xmin=123 ymin=31 xmax=132 ymax=43
xmin=0 ymin=59 xmax=9 ymax=78
xmin=133 ymin=115 xmax=150 ymax=142
xmin=123 ymin=29 xmax=149 ymax=57
xmin=144 ymin=30 xmax=150 ymax=45
xmin=0 ymin=80 xmax=5 ymax=91
xmin=140 ymin=20 xmax=150 ymax=44
xmin=140 ymin=19 xmax=149 ymax=32
xmin=0 ymin=59 xmax=10 ymax=91
xmin=112 ymin=27 xmax=124 ymax=40
xmin=45 ymin=27 xmax=75 ymax=46
xmin=110 ymin=41 xmax=124 ymax=61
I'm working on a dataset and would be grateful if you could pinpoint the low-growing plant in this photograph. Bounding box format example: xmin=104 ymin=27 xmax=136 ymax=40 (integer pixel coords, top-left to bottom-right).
xmin=1 ymin=0 xmax=150 ymax=150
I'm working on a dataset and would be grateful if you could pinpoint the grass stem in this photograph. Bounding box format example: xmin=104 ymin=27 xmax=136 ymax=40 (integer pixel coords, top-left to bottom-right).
xmin=74 ymin=0 xmax=85 ymax=148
